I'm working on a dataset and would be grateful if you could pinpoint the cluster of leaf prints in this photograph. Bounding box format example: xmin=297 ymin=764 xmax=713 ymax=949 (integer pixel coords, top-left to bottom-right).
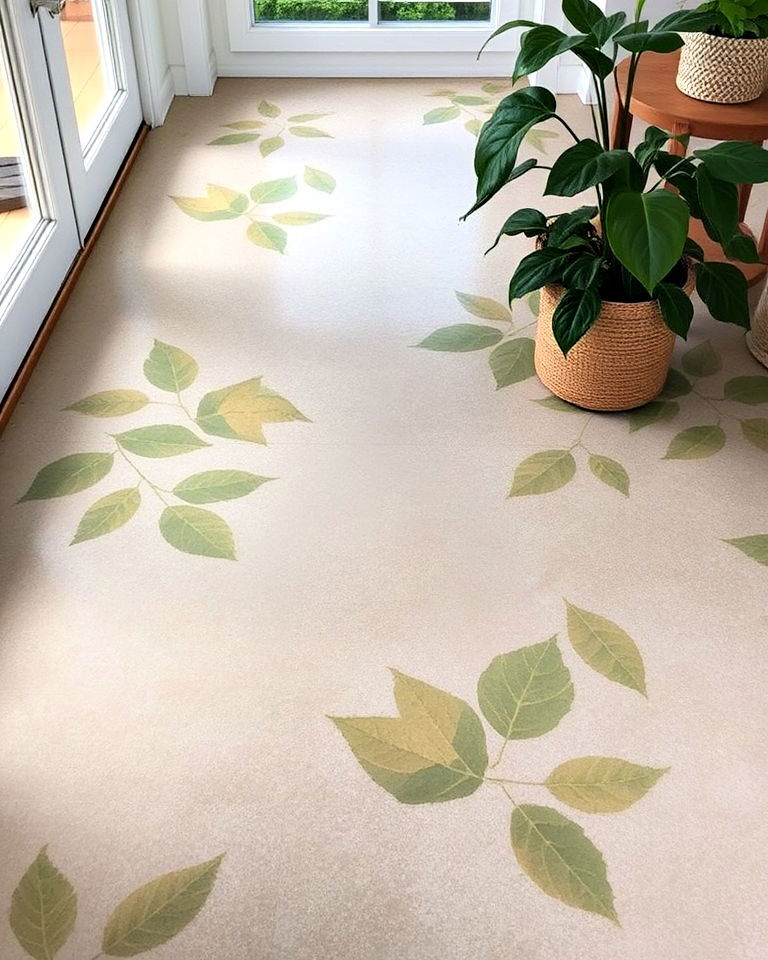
xmin=332 ymin=601 xmax=666 ymax=923
xmin=172 ymin=170 xmax=336 ymax=253
xmin=208 ymin=99 xmax=334 ymax=156
xmin=422 ymin=80 xmax=560 ymax=153
xmin=418 ymin=301 xmax=768 ymax=562
xmin=19 ymin=340 xmax=309 ymax=559
xmin=9 ymin=846 xmax=221 ymax=959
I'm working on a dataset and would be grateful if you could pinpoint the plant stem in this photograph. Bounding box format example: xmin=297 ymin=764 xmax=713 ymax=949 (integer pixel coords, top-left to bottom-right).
xmin=553 ymin=114 xmax=581 ymax=144
xmin=112 ymin=440 xmax=169 ymax=505
xmin=570 ymin=414 xmax=595 ymax=449
xmin=486 ymin=776 xmax=546 ymax=787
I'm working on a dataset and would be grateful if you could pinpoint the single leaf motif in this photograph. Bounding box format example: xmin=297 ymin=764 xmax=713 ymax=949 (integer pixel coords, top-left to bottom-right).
xmin=258 ymin=100 xmax=280 ymax=117
xmin=465 ymin=118 xmax=482 ymax=137
xmin=455 ymin=290 xmax=512 ymax=323
xmin=287 ymin=112 xmax=331 ymax=122
xmin=196 ymin=378 xmax=309 ymax=445
xmin=170 ymin=184 xmax=248 ymax=222
xmin=723 ymin=376 xmax=768 ymax=405
xmin=101 ymin=855 xmax=223 ymax=956
xmin=489 ymin=338 xmax=535 ymax=389
xmin=331 ymin=670 xmax=488 ymax=804
xmin=143 ymin=340 xmax=198 ymax=393
xmin=115 ymin=425 xmax=209 ymax=459
xmin=247 ymin=221 xmax=288 ymax=253
xmin=565 ymin=601 xmax=646 ymax=695
xmin=741 ymin=418 xmax=768 ymax=452
xmin=545 ymin=756 xmax=668 ymax=813
xmin=423 ymin=105 xmax=460 ymax=125
xmin=588 ymin=454 xmax=629 ymax=496
xmin=289 ymin=125 xmax=332 ymax=138
xmin=416 ymin=324 xmax=503 ymax=352
xmin=509 ymin=449 xmax=576 ymax=497
xmin=533 ymin=395 xmax=582 ymax=413
xmin=477 ymin=637 xmax=573 ymax=740
xmin=65 ymin=390 xmax=150 ymax=418
xmin=260 ymin=136 xmax=284 ymax=157
xmin=250 ymin=177 xmax=297 ymax=204
xmin=71 ymin=487 xmax=141 ymax=544
xmin=304 ymin=166 xmax=336 ymax=193
xmin=19 ymin=453 xmax=114 ymax=502
xmin=659 ymin=368 xmax=692 ymax=400
xmin=272 ymin=212 xmax=330 ymax=226
xmin=510 ymin=804 xmax=618 ymax=922
xmin=628 ymin=400 xmax=679 ymax=432
xmin=207 ymin=133 xmax=259 ymax=145
xmin=10 ymin=847 xmax=77 ymax=960
xmin=725 ymin=535 xmax=768 ymax=566
xmin=221 ymin=120 xmax=264 ymax=130
xmin=682 ymin=340 xmax=721 ymax=378
xmin=173 ymin=470 xmax=273 ymax=504
xmin=159 ymin=506 xmax=236 ymax=560
xmin=663 ymin=424 xmax=726 ymax=460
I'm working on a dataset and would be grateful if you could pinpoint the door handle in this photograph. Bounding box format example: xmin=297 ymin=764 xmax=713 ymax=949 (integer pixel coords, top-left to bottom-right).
xmin=30 ymin=0 xmax=67 ymax=16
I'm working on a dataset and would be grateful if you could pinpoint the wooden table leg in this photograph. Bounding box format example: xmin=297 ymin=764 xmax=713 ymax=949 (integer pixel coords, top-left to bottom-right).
xmin=610 ymin=98 xmax=632 ymax=150
xmin=668 ymin=122 xmax=689 ymax=157
xmin=759 ymin=211 xmax=768 ymax=263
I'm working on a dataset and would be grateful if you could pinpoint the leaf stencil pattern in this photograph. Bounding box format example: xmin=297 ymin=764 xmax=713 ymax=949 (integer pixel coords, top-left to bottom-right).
xmin=10 ymin=847 xmax=76 ymax=960
xmin=101 ymin=855 xmax=223 ymax=956
xmin=208 ymin=102 xmax=334 ymax=153
xmin=510 ymin=805 xmax=618 ymax=923
xmin=725 ymin=535 xmax=768 ymax=566
xmin=333 ymin=607 xmax=665 ymax=922
xmin=20 ymin=340 xmax=304 ymax=559
xmin=478 ymin=638 xmax=573 ymax=740
xmin=332 ymin=670 xmax=488 ymax=804
xmin=565 ymin=601 xmax=647 ymax=696
xmin=510 ymin=450 xmax=576 ymax=497
xmin=545 ymin=757 xmax=668 ymax=813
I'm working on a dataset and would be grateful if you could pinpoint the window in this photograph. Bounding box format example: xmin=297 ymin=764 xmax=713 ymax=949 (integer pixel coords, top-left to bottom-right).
xmin=251 ymin=2 xmax=492 ymax=24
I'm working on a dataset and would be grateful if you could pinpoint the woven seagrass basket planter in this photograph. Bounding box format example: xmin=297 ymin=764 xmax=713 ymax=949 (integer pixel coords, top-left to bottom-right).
xmin=747 ymin=280 xmax=768 ymax=369
xmin=676 ymin=32 xmax=768 ymax=103
xmin=535 ymin=266 xmax=695 ymax=412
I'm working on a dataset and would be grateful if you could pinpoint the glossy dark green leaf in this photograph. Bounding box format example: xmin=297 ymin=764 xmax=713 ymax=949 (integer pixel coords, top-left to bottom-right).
xmin=653 ymin=9 xmax=717 ymax=32
xmin=486 ymin=208 xmax=548 ymax=252
xmin=696 ymin=165 xmax=738 ymax=242
xmin=572 ymin=45 xmax=613 ymax=79
xmin=545 ymin=140 xmax=632 ymax=198
xmin=509 ymin=248 xmax=577 ymax=299
xmin=547 ymin=205 xmax=598 ymax=246
xmin=552 ymin=287 xmax=601 ymax=355
xmin=656 ymin=282 xmax=694 ymax=338
xmin=617 ymin=30 xmax=683 ymax=53
xmin=693 ymin=141 xmax=768 ymax=184
xmin=563 ymin=0 xmax=605 ymax=34
xmin=722 ymin=230 xmax=761 ymax=263
xmin=477 ymin=19 xmax=540 ymax=58
xmin=512 ymin=26 xmax=590 ymax=83
xmin=696 ymin=261 xmax=750 ymax=329
xmin=562 ymin=254 xmax=601 ymax=289
xmin=605 ymin=189 xmax=688 ymax=294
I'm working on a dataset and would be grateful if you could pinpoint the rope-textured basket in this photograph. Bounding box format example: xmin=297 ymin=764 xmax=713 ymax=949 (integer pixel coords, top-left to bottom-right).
xmin=535 ymin=265 xmax=695 ymax=412
xmin=747 ymin=281 xmax=768 ymax=368
xmin=676 ymin=32 xmax=768 ymax=103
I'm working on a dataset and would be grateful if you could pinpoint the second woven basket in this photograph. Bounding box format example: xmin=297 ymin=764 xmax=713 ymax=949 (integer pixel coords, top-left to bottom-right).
xmin=676 ymin=32 xmax=768 ymax=103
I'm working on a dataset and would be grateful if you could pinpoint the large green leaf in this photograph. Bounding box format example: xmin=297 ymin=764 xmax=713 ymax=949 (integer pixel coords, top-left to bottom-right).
xmin=545 ymin=140 xmax=633 ymax=198
xmin=331 ymin=670 xmax=488 ymax=804
xmin=510 ymin=449 xmax=577 ymax=497
xmin=693 ymin=141 xmax=768 ymax=184
xmin=655 ymin=282 xmax=693 ymax=338
xmin=565 ymin=600 xmax=646 ymax=695
xmin=508 ymin=248 xmax=577 ymax=299
xmin=512 ymin=26 xmax=590 ymax=83
xmin=10 ymin=847 xmax=77 ymax=960
xmin=159 ymin=506 xmax=236 ymax=560
xmin=696 ymin=165 xmax=738 ymax=244
xmin=489 ymin=338 xmax=535 ymax=388
xmin=604 ymin=188 xmax=689 ymax=294
xmin=250 ymin=177 xmax=297 ymax=204
xmin=71 ymin=488 xmax=141 ymax=544
xmin=468 ymin=86 xmax=557 ymax=214
xmin=196 ymin=378 xmax=308 ymax=445
xmin=65 ymin=390 xmax=149 ymax=418
xmin=19 ymin=453 xmax=114 ymax=502
xmin=547 ymin=205 xmax=598 ymax=247
xmin=101 ymin=856 xmax=223 ymax=956
xmin=477 ymin=637 xmax=573 ymax=740
xmin=545 ymin=757 xmax=668 ymax=813
xmin=510 ymin=805 xmax=617 ymax=922
xmin=416 ymin=324 xmax=503 ymax=352
xmin=115 ymin=425 xmax=209 ymax=459
xmin=246 ymin=221 xmax=287 ymax=253
xmin=143 ymin=341 xmax=198 ymax=393
xmin=476 ymin=19 xmax=540 ymax=57
xmin=723 ymin=375 xmax=768 ymax=404
xmin=588 ymin=454 xmax=629 ymax=496
xmin=551 ymin=287 xmax=601 ymax=355
xmin=304 ymin=166 xmax=336 ymax=193
xmin=682 ymin=341 xmax=721 ymax=378
xmin=563 ymin=0 xmax=606 ymax=35
xmin=663 ymin=424 xmax=726 ymax=459
xmin=170 ymin=184 xmax=248 ymax=222
xmin=173 ymin=470 xmax=273 ymax=504
xmin=654 ymin=9 xmax=717 ymax=31
xmin=617 ymin=30 xmax=683 ymax=53
xmin=725 ymin=535 xmax=768 ymax=566
xmin=455 ymin=290 xmax=512 ymax=323
xmin=741 ymin=418 xmax=768 ymax=451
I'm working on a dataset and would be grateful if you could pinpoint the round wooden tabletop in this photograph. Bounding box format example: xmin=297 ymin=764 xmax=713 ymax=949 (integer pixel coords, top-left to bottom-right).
xmin=616 ymin=51 xmax=768 ymax=142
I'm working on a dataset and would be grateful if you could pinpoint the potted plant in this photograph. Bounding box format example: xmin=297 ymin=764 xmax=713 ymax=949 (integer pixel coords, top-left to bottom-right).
xmin=464 ymin=0 xmax=768 ymax=410
xmin=669 ymin=1 xmax=768 ymax=103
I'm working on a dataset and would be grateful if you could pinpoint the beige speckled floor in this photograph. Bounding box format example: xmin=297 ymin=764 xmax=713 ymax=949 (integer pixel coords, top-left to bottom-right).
xmin=0 ymin=78 xmax=767 ymax=960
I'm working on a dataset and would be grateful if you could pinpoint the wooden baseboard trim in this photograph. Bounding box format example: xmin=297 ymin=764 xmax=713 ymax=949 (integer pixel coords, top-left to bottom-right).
xmin=0 ymin=123 xmax=149 ymax=435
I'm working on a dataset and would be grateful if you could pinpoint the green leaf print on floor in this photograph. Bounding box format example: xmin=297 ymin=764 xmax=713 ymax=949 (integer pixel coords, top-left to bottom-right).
xmin=422 ymin=81 xmax=560 ymax=153
xmin=171 ymin=171 xmax=334 ymax=254
xmin=19 ymin=340 xmax=307 ymax=559
xmin=9 ymin=848 xmax=222 ymax=959
xmin=332 ymin=601 xmax=667 ymax=924
xmin=208 ymin=102 xmax=334 ymax=154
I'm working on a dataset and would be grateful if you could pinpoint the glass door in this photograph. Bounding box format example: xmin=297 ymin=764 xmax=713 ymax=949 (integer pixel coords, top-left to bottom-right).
xmin=0 ymin=0 xmax=79 ymax=396
xmin=37 ymin=0 xmax=142 ymax=236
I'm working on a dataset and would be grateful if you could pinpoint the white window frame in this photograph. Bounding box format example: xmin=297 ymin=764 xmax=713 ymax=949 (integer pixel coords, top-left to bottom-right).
xmin=225 ymin=0 xmax=527 ymax=54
